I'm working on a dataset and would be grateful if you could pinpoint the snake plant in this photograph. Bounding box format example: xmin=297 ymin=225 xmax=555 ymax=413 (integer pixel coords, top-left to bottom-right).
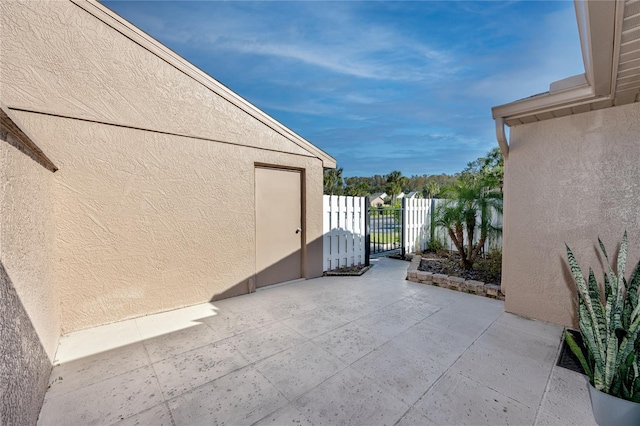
xmin=564 ymin=231 xmax=640 ymax=402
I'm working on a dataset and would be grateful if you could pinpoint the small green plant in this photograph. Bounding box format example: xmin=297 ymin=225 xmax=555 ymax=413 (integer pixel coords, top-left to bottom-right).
xmin=427 ymin=238 xmax=444 ymax=253
xmin=564 ymin=231 xmax=640 ymax=401
xmin=474 ymin=248 xmax=502 ymax=282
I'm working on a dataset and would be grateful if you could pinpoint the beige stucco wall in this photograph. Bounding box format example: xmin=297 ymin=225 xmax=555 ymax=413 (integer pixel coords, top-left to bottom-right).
xmin=502 ymin=101 xmax=640 ymax=327
xmin=1 ymin=0 xmax=315 ymax=159
xmin=1 ymin=124 xmax=57 ymax=425
xmin=1 ymin=0 xmax=327 ymax=333
xmin=14 ymin=111 xmax=324 ymax=332
xmin=0 ymin=127 xmax=59 ymax=358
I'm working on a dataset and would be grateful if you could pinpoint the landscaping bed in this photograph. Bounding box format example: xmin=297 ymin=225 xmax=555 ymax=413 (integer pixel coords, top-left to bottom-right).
xmin=324 ymin=265 xmax=371 ymax=276
xmin=406 ymin=250 xmax=504 ymax=300
xmin=419 ymin=250 xmax=501 ymax=284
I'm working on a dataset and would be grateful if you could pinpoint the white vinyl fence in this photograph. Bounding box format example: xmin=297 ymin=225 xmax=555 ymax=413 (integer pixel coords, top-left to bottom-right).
xmin=322 ymin=195 xmax=503 ymax=271
xmin=402 ymin=198 xmax=432 ymax=254
xmin=322 ymin=196 xmax=367 ymax=271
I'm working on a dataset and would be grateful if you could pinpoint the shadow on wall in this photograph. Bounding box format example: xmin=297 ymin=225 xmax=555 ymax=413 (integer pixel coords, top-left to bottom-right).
xmin=209 ymin=235 xmax=323 ymax=302
xmin=0 ymin=261 xmax=52 ymax=426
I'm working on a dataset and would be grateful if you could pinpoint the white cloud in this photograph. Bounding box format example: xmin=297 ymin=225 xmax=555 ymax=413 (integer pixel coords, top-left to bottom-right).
xmin=131 ymin=2 xmax=458 ymax=82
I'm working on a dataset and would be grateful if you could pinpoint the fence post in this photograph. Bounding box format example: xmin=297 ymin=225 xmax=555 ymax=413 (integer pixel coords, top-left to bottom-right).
xmin=364 ymin=196 xmax=370 ymax=267
xmin=401 ymin=197 xmax=407 ymax=258
xmin=430 ymin=198 xmax=436 ymax=242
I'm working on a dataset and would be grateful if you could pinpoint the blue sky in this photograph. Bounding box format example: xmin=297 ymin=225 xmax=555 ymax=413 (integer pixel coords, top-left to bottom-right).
xmin=102 ymin=1 xmax=584 ymax=177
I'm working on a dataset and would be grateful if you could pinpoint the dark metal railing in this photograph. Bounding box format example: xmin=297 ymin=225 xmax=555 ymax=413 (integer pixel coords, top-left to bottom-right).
xmin=366 ymin=199 xmax=403 ymax=258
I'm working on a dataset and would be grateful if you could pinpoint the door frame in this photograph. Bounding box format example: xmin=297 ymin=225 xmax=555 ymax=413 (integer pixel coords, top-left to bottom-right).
xmin=254 ymin=163 xmax=307 ymax=289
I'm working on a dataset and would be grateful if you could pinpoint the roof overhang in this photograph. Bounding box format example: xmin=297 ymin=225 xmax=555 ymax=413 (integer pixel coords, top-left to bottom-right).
xmin=491 ymin=0 xmax=640 ymax=158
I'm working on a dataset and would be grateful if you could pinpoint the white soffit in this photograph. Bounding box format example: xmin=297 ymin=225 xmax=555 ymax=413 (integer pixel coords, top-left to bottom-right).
xmin=492 ymin=0 xmax=639 ymax=131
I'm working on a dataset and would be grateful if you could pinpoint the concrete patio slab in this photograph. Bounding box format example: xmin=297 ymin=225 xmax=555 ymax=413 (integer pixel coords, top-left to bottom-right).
xmin=39 ymin=365 xmax=163 ymax=426
xmin=535 ymin=365 xmax=596 ymax=426
xmin=415 ymin=370 xmax=535 ymax=425
xmin=252 ymin=403 xmax=314 ymax=426
xmin=166 ymin=365 xmax=288 ymax=426
xmin=311 ymin=321 xmax=390 ymax=365
xmin=153 ymin=339 xmax=248 ymax=399
xmin=451 ymin=320 xmax=560 ymax=409
xmin=231 ymin=321 xmax=307 ymax=363
xmin=143 ymin=322 xmax=223 ymax=363
xmin=254 ymin=340 xmax=346 ymax=401
xmin=281 ymin=307 xmax=351 ymax=339
xmin=37 ymin=257 xmax=598 ymax=425
xmin=295 ymin=367 xmax=409 ymax=426
xmin=351 ymin=339 xmax=448 ymax=405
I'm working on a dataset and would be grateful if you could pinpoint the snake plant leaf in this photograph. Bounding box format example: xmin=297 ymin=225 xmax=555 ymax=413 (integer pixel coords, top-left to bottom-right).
xmin=613 ymin=232 xmax=628 ymax=331
xmin=617 ymin=314 xmax=640 ymax=374
xmin=625 ymin=262 xmax=640 ymax=328
xmin=588 ymin=269 xmax=605 ymax=324
xmin=604 ymin=273 xmax=612 ymax=304
xmin=567 ymin=244 xmax=605 ymax=360
xmin=618 ymin=231 xmax=628 ymax=287
xmin=599 ymin=237 xmax=610 ymax=262
xmin=599 ymin=237 xmax=620 ymax=324
xmin=578 ymin=292 xmax=605 ymax=376
xmin=604 ymin=334 xmax=618 ymax=390
xmin=578 ymin=299 xmax=606 ymax=387
xmin=633 ymin=363 xmax=640 ymax=402
xmin=564 ymin=330 xmax=593 ymax=380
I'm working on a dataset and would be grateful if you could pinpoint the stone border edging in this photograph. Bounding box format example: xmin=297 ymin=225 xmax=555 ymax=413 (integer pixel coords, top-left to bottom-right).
xmin=405 ymin=254 xmax=504 ymax=300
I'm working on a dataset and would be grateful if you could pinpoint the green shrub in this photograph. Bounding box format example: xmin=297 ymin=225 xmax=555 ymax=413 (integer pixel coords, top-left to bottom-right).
xmin=427 ymin=238 xmax=444 ymax=253
xmin=474 ymin=248 xmax=502 ymax=281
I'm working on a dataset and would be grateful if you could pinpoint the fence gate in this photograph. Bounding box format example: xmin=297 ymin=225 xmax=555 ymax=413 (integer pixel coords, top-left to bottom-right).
xmin=322 ymin=196 xmax=430 ymax=271
xmin=366 ymin=196 xmax=404 ymax=257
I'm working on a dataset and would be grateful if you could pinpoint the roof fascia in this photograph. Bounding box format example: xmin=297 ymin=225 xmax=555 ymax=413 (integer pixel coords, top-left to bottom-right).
xmin=492 ymin=0 xmax=622 ymax=122
xmin=491 ymin=0 xmax=625 ymax=158
xmin=71 ymin=0 xmax=336 ymax=169
xmin=491 ymin=83 xmax=596 ymax=121
xmin=577 ymin=0 xmax=617 ymax=96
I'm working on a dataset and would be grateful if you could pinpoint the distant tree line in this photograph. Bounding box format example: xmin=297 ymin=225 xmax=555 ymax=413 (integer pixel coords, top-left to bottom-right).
xmin=323 ymin=147 xmax=503 ymax=202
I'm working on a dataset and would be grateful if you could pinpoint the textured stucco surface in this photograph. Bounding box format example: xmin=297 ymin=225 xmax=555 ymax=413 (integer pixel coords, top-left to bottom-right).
xmin=1 ymin=0 xmax=328 ymax=333
xmin=0 ymin=263 xmax=52 ymax=426
xmin=0 ymin=0 xmax=314 ymax=158
xmin=1 ymin=126 xmax=56 ymax=425
xmin=502 ymin=102 xmax=640 ymax=327
xmin=0 ymin=128 xmax=59 ymax=356
xmin=14 ymin=111 xmax=324 ymax=333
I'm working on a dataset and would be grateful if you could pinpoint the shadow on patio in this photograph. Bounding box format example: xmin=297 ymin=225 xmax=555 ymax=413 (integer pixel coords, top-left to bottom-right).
xmin=38 ymin=257 xmax=596 ymax=425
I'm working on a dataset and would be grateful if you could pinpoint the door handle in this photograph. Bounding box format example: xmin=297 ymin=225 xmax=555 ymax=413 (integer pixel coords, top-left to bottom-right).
xmin=296 ymin=228 xmax=302 ymax=234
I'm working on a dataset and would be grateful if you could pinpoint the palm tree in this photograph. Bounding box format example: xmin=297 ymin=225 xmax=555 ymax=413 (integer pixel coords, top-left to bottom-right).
xmin=385 ymin=170 xmax=407 ymax=204
xmin=434 ymin=179 xmax=502 ymax=269
xmin=423 ymin=181 xmax=440 ymax=199
xmin=346 ymin=181 xmax=369 ymax=197
xmin=323 ymin=167 xmax=344 ymax=196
